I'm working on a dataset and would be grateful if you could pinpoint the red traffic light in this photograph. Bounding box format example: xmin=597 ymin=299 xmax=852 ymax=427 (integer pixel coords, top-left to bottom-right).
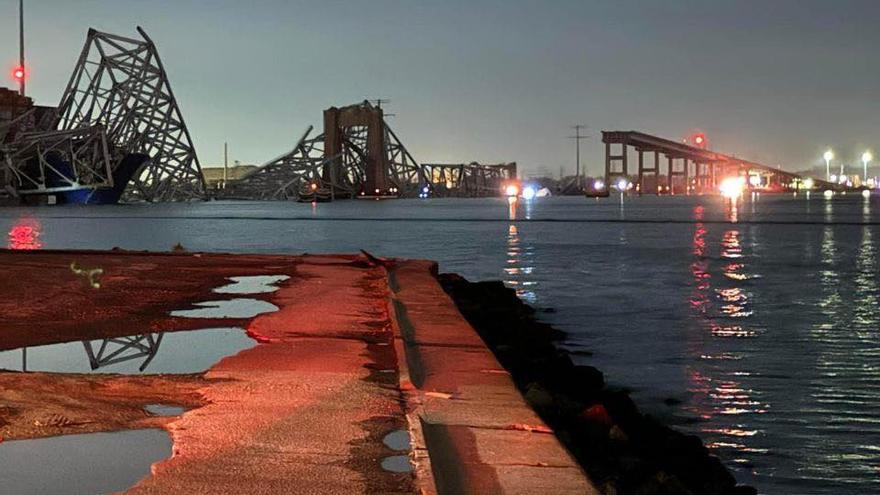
xmin=12 ymin=66 xmax=25 ymax=82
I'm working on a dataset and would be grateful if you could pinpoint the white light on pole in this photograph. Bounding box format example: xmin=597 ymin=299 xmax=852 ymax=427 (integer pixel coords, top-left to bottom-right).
xmin=862 ymin=151 xmax=873 ymax=182
xmin=823 ymin=149 xmax=834 ymax=181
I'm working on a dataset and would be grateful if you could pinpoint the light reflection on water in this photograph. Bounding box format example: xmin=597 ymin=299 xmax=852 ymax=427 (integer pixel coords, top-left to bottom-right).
xmin=1 ymin=194 xmax=879 ymax=494
xmin=7 ymin=217 xmax=42 ymax=250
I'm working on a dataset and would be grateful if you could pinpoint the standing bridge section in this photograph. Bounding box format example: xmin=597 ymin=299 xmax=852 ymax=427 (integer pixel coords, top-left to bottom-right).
xmin=602 ymin=131 xmax=827 ymax=194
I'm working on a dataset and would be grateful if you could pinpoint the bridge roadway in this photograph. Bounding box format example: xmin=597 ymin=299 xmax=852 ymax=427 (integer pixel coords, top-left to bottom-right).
xmin=602 ymin=130 xmax=834 ymax=194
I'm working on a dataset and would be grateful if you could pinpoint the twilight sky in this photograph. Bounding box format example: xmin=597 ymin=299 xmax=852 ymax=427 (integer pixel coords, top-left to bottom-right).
xmin=2 ymin=0 xmax=878 ymax=176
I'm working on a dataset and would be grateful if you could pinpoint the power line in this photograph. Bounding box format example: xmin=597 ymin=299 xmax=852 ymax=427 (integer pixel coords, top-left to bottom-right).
xmin=567 ymin=124 xmax=590 ymax=185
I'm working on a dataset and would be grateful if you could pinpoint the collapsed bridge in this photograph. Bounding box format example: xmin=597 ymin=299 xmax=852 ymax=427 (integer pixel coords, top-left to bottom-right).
xmin=1 ymin=27 xmax=204 ymax=204
xmin=221 ymin=100 xmax=516 ymax=201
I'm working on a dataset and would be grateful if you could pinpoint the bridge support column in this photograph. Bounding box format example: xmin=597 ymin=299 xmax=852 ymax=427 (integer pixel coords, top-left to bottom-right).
xmin=654 ymin=151 xmax=661 ymax=194
xmin=683 ymin=158 xmax=690 ymax=195
xmin=604 ymin=141 xmax=628 ymax=186
xmin=637 ymin=150 xmax=643 ymax=195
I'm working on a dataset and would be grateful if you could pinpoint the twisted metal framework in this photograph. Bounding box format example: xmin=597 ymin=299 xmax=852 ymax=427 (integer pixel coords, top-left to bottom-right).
xmin=2 ymin=126 xmax=113 ymax=195
xmin=383 ymin=124 xmax=423 ymax=194
xmin=226 ymin=101 xmax=425 ymax=200
xmin=55 ymin=27 xmax=205 ymax=201
xmin=422 ymin=162 xmax=518 ymax=197
xmin=223 ymin=126 xmax=329 ymax=200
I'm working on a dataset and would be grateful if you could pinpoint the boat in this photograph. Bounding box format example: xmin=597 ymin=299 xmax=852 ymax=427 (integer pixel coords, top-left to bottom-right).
xmin=297 ymin=184 xmax=333 ymax=202
xmin=584 ymin=188 xmax=610 ymax=198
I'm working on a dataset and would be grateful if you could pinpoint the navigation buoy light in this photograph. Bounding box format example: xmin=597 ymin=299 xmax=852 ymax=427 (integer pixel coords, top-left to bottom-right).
xmin=521 ymin=185 xmax=537 ymax=200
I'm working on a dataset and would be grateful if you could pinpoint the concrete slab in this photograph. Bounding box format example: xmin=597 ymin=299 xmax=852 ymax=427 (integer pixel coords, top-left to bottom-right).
xmin=389 ymin=260 xmax=598 ymax=495
xmin=0 ymin=250 xmax=596 ymax=494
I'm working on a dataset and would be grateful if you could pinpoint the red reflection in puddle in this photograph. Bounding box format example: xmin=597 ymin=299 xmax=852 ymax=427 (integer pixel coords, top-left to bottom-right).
xmin=8 ymin=219 xmax=42 ymax=250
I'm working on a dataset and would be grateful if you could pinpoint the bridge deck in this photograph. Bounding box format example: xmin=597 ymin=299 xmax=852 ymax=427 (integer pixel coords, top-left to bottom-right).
xmin=602 ymin=130 xmax=832 ymax=194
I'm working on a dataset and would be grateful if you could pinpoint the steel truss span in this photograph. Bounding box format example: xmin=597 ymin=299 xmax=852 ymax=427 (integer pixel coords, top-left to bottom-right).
xmin=55 ymin=27 xmax=205 ymax=201
xmin=422 ymin=162 xmax=517 ymax=197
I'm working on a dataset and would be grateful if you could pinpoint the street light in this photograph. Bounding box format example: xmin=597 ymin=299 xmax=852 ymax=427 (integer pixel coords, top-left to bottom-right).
xmin=823 ymin=149 xmax=834 ymax=181
xmin=862 ymin=151 xmax=873 ymax=182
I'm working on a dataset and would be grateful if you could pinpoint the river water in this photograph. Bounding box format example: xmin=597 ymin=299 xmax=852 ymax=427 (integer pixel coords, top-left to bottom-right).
xmin=2 ymin=193 xmax=878 ymax=494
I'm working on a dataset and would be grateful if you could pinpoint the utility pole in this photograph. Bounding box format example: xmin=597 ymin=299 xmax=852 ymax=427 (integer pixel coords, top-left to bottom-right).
xmin=223 ymin=142 xmax=228 ymax=188
xmin=567 ymin=125 xmax=589 ymax=188
xmin=19 ymin=0 xmax=25 ymax=96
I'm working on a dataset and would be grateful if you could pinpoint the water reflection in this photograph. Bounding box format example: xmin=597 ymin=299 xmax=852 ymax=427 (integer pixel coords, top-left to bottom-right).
xmin=804 ymin=224 xmax=880 ymax=484
xmin=7 ymin=218 xmax=42 ymax=250
xmin=83 ymin=334 xmax=164 ymax=372
xmin=0 ymin=327 xmax=255 ymax=374
xmin=686 ymin=217 xmax=767 ymax=475
xmin=726 ymin=199 xmax=739 ymax=223
xmin=504 ymin=224 xmax=536 ymax=303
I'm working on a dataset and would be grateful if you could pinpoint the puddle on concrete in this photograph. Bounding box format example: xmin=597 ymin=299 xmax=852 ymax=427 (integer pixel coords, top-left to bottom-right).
xmin=145 ymin=404 xmax=187 ymax=416
xmin=0 ymin=327 xmax=255 ymax=374
xmin=171 ymin=299 xmax=279 ymax=319
xmin=213 ymin=275 xmax=290 ymax=294
xmin=381 ymin=455 xmax=413 ymax=473
xmin=0 ymin=429 xmax=170 ymax=495
xmin=382 ymin=430 xmax=411 ymax=451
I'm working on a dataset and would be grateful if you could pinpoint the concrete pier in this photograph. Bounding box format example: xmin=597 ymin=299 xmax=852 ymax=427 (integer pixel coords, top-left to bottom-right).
xmin=0 ymin=250 xmax=595 ymax=494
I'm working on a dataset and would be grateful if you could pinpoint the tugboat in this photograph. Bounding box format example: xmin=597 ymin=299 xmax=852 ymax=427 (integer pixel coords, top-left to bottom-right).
xmin=297 ymin=182 xmax=333 ymax=202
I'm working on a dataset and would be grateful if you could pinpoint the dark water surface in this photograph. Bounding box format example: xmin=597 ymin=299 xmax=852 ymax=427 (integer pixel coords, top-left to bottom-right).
xmin=2 ymin=194 xmax=878 ymax=494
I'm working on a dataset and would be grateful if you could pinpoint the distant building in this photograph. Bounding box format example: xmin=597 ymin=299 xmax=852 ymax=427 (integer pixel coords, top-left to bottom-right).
xmin=201 ymin=164 xmax=259 ymax=189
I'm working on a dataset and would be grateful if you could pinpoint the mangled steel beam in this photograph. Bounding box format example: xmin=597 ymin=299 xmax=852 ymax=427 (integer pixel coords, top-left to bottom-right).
xmin=55 ymin=27 xmax=205 ymax=201
xmin=422 ymin=162 xmax=517 ymax=197
xmin=228 ymin=101 xmax=426 ymax=200
xmin=2 ymin=126 xmax=114 ymax=196
xmin=223 ymin=126 xmax=330 ymax=200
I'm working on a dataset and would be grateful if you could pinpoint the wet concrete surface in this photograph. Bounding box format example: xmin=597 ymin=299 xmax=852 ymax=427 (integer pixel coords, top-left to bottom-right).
xmin=0 ymin=250 xmax=593 ymax=494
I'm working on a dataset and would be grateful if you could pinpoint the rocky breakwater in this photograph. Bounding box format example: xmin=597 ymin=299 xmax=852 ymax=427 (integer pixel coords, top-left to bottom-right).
xmin=439 ymin=274 xmax=756 ymax=495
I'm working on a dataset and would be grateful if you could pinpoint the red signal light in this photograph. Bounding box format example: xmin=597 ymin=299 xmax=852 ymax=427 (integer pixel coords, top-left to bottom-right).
xmin=693 ymin=133 xmax=706 ymax=148
xmin=12 ymin=66 xmax=25 ymax=82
